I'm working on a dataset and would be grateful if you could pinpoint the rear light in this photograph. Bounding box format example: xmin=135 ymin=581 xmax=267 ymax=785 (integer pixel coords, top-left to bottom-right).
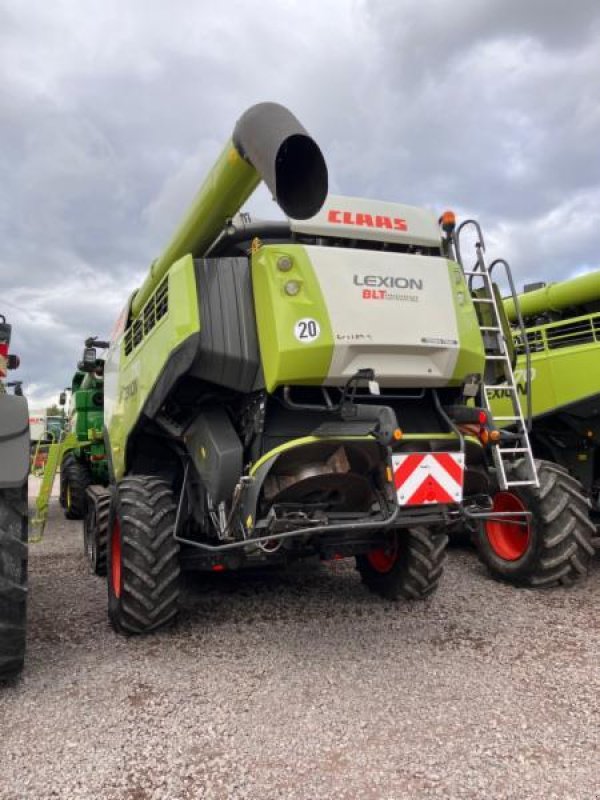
xmin=478 ymin=410 xmax=487 ymax=425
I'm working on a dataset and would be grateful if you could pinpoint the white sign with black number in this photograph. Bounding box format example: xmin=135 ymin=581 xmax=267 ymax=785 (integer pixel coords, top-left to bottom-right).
xmin=294 ymin=318 xmax=320 ymax=343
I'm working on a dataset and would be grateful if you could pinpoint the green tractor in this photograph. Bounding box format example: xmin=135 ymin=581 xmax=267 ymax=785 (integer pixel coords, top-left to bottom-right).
xmin=57 ymin=338 xmax=110 ymax=572
xmin=84 ymin=102 xmax=549 ymax=636
xmin=0 ymin=314 xmax=29 ymax=680
xmin=477 ymin=272 xmax=600 ymax=584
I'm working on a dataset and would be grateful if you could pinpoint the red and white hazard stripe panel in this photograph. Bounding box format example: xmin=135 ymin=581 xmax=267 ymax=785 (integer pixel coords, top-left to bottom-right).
xmin=392 ymin=452 xmax=464 ymax=506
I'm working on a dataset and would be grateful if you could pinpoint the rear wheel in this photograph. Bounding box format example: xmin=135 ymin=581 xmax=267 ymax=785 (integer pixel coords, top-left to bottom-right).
xmin=84 ymin=491 xmax=110 ymax=576
xmin=62 ymin=456 xmax=92 ymax=520
xmin=0 ymin=486 xmax=28 ymax=681
xmin=475 ymin=458 xmax=596 ymax=587
xmin=107 ymin=476 xmax=180 ymax=635
xmin=356 ymin=526 xmax=448 ymax=600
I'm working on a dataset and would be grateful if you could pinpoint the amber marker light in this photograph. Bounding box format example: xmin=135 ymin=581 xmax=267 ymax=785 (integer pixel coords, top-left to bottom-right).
xmin=440 ymin=210 xmax=456 ymax=234
xmin=393 ymin=428 xmax=403 ymax=441
xmin=489 ymin=430 xmax=501 ymax=443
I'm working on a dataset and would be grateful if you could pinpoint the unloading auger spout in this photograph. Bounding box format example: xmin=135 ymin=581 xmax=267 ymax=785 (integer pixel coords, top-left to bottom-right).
xmin=131 ymin=102 xmax=328 ymax=317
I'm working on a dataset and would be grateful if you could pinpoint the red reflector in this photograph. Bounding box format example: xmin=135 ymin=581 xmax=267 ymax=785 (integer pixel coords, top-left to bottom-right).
xmin=211 ymin=564 xmax=225 ymax=572
xmin=478 ymin=410 xmax=488 ymax=425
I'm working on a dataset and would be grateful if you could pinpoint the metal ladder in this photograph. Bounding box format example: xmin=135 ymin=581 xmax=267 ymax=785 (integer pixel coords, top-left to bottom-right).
xmin=454 ymin=220 xmax=539 ymax=491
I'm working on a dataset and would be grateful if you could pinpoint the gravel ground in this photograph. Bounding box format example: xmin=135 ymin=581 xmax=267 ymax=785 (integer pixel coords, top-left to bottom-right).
xmin=1 ymin=498 xmax=599 ymax=800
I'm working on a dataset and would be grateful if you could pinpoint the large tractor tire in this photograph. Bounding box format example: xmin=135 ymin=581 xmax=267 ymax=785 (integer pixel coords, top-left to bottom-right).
xmin=59 ymin=451 xmax=74 ymax=508
xmin=62 ymin=455 xmax=92 ymax=520
xmin=107 ymin=476 xmax=180 ymax=635
xmin=0 ymin=486 xmax=28 ymax=681
xmin=84 ymin=491 xmax=110 ymax=576
xmin=356 ymin=527 xmax=448 ymax=600
xmin=475 ymin=459 xmax=596 ymax=587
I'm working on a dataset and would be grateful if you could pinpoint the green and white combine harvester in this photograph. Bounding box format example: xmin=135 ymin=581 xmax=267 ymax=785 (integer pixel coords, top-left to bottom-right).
xmin=477 ymin=272 xmax=600 ymax=582
xmin=73 ymin=102 xmax=593 ymax=635
xmin=0 ymin=314 xmax=29 ymax=679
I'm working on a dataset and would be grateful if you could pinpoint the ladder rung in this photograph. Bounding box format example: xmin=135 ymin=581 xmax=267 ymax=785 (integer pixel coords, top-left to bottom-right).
xmin=485 ymin=355 xmax=508 ymax=361
xmin=464 ymin=270 xmax=491 ymax=278
xmin=493 ymin=416 xmax=521 ymax=421
xmin=484 ymin=384 xmax=515 ymax=391
xmin=472 ymin=298 xmax=494 ymax=304
xmin=498 ymin=447 xmax=529 ymax=453
xmin=480 ymin=326 xmax=501 ymax=332
xmin=505 ymin=480 xmax=538 ymax=487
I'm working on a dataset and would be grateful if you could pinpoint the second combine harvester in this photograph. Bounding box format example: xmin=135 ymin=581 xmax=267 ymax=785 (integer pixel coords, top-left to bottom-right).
xmin=84 ymin=103 xmax=590 ymax=635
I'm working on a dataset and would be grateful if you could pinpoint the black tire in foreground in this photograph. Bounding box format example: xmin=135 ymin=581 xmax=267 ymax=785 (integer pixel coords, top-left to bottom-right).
xmin=62 ymin=456 xmax=92 ymax=521
xmin=0 ymin=486 xmax=28 ymax=681
xmin=356 ymin=526 xmax=448 ymax=600
xmin=475 ymin=458 xmax=597 ymax=587
xmin=107 ymin=476 xmax=180 ymax=635
xmin=84 ymin=490 xmax=110 ymax=576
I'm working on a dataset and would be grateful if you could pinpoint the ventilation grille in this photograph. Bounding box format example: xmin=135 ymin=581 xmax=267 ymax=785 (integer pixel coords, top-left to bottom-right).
xmin=514 ymin=313 xmax=600 ymax=355
xmin=546 ymin=318 xmax=597 ymax=350
xmin=124 ymin=278 xmax=169 ymax=356
xmin=514 ymin=330 xmax=545 ymax=356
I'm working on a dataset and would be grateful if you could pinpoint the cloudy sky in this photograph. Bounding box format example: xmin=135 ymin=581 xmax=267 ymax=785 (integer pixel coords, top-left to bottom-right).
xmin=2 ymin=0 xmax=600 ymax=408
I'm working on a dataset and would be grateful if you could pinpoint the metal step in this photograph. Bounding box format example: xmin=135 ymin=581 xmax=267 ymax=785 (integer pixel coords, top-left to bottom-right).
xmin=498 ymin=447 xmax=529 ymax=454
xmin=464 ymin=270 xmax=491 ymax=279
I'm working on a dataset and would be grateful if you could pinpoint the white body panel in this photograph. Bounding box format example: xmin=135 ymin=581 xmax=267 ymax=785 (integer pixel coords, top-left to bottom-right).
xmin=308 ymin=247 xmax=460 ymax=387
xmin=291 ymin=195 xmax=441 ymax=248
xmin=29 ymin=410 xmax=46 ymax=442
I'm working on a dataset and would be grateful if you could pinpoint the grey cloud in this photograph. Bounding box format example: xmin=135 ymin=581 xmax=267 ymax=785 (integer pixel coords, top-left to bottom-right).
xmin=1 ymin=0 xmax=600 ymax=405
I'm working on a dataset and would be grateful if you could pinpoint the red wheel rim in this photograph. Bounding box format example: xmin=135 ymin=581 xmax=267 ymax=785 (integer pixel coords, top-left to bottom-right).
xmin=111 ymin=519 xmax=122 ymax=598
xmin=485 ymin=492 xmax=531 ymax=561
xmin=367 ymin=538 xmax=399 ymax=573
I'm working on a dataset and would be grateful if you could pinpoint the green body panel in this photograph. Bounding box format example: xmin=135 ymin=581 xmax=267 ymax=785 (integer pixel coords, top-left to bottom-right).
xmin=448 ymin=262 xmax=487 ymax=382
xmin=71 ymin=372 xmax=103 ymax=442
xmin=105 ymin=255 xmax=200 ymax=479
xmin=252 ymin=245 xmax=334 ymax=392
xmin=490 ymin=310 xmax=600 ymax=421
xmin=132 ymin=142 xmax=259 ymax=317
xmin=505 ymin=271 xmax=600 ymax=322
xmin=67 ymin=369 xmax=107 ymax=482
